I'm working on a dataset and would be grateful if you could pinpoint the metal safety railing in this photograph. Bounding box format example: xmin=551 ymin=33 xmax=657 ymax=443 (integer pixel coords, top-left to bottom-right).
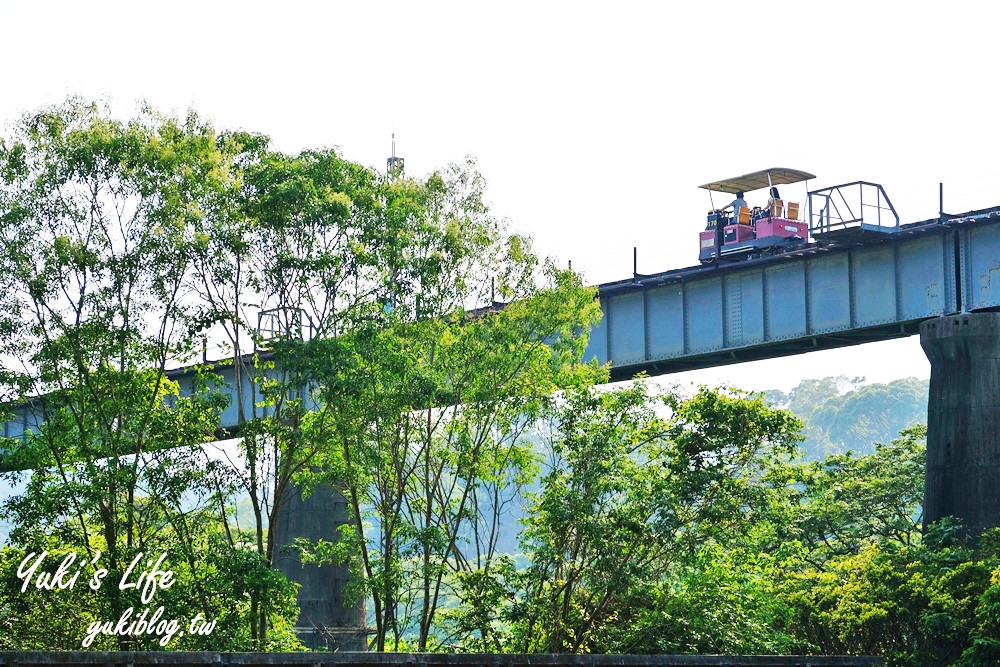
xmin=257 ymin=306 xmax=315 ymax=348
xmin=809 ymin=181 xmax=899 ymax=236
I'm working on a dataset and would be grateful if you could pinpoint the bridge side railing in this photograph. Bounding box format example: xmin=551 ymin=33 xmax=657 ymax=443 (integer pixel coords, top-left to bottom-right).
xmin=809 ymin=181 xmax=900 ymax=236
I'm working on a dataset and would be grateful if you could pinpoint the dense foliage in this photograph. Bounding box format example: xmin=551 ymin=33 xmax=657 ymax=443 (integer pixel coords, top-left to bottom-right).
xmin=0 ymin=99 xmax=603 ymax=650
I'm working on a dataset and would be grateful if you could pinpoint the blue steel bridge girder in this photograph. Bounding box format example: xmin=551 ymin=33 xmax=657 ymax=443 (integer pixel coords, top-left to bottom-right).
xmin=590 ymin=215 xmax=993 ymax=382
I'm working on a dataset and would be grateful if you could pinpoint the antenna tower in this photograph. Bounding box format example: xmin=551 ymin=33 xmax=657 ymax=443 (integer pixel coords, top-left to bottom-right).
xmin=387 ymin=133 xmax=404 ymax=179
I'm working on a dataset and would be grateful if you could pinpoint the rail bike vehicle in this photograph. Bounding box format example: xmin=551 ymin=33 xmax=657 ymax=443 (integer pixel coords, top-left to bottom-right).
xmin=698 ymin=168 xmax=813 ymax=263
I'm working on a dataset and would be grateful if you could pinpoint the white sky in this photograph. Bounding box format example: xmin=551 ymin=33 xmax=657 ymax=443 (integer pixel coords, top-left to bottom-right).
xmin=5 ymin=1 xmax=1000 ymax=393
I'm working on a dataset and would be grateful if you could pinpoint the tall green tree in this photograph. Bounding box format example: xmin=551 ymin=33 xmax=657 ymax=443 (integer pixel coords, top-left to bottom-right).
xmin=509 ymin=382 xmax=802 ymax=653
xmin=187 ymin=140 xmax=392 ymax=646
xmin=0 ymin=100 xmax=300 ymax=649
xmin=298 ymin=160 xmax=605 ymax=651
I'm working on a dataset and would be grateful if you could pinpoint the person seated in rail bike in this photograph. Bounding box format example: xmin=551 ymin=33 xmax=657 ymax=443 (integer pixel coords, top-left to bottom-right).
xmin=730 ymin=191 xmax=747 ymax=216
xmin=722 ymin=191 xmax=747 ymax=225
xmin=753 ymin=187 xmax=782 ymax=222
xmin=766 ymin=186 xmax=781 ymax=212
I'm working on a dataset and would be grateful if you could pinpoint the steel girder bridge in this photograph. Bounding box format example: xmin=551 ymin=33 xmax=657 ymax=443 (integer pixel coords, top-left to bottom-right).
xmin=596 ymin=204 xmax=1000 ymax=380
xmin=4 ymin=189 xmax=1000 ymax=439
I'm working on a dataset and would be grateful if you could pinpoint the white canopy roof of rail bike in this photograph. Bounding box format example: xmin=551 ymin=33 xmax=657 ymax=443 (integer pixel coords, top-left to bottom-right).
xmin=699 ymin=168 xmax=816 ymax=194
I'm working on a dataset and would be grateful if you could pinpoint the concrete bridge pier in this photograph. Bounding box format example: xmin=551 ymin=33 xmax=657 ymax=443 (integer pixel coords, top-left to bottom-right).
xmin=273 ymin=483 xmax=366 ymax=651
xmin=920 ymin=312 xmax=1000 ymax=541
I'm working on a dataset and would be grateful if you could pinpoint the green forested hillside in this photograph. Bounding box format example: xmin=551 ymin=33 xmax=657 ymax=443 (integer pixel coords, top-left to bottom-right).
xmin=764 ymin=376 xmax=928 ymax=459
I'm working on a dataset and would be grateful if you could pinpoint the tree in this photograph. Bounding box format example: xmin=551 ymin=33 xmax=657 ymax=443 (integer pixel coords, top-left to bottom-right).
xmin=511 ymin=382 xmax=802 ymax=653
xmin=763 ymin=425 xmax=926 ymax=566
xmin=0 ymin=100 xmax=300 ymax=649
xmin=298 ymin=161 xmax=605 ymax=651
xmin=0 ymin=100 xmax=604 ymax=651
xmin=187 ymin=140 xmax=395 ymax=646
xmin=775 ymin=521 xmax=994 ymax=665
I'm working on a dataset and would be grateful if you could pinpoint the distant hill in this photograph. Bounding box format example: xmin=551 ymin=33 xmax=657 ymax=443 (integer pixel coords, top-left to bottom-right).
xmin=763 ymin=376 xmax=928 ymax=460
